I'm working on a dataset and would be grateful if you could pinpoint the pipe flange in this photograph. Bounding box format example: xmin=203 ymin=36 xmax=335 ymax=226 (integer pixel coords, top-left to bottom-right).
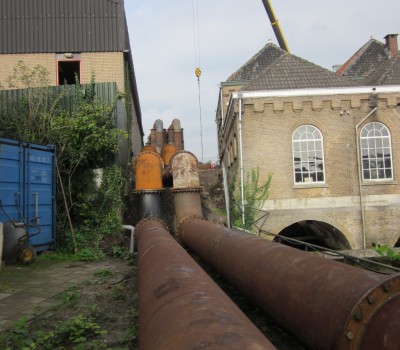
xmin=337 ymin=274 xmax=400 ymax=349
xmin=136 ymin=217 xmax=169 ymax=233
xmin=176 ymin=215 xmax=205 ymax=236
xmin=170 ymin=187 xmax=203 ymax=193
xmin=134 ymin=189 xmax=166 ymax=194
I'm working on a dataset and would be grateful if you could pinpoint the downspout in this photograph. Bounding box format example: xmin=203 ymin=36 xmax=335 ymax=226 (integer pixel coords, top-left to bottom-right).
xmin=222 ymin=162 xmax=231 ymax=228
xmin=238 ymin=96 xmax=245 ymax=226
xmin=219 ymin=86 xmax=224 ymax=121
xmin=355 ymin=106 xmax=377 ymax=249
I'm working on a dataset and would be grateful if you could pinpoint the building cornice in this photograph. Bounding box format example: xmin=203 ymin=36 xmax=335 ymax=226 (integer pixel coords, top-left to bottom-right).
xmin=231 ymin=85 xmax=400 ymax=100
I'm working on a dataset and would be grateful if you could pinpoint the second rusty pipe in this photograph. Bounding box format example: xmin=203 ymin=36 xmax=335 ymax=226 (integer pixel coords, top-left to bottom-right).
xmin=179 ymin=218 xmax=400 ymax=350
xmin=136 ymin=218 xmax=276 ymax=350
xmin=170 ymin=151 xmax=203 ymax=225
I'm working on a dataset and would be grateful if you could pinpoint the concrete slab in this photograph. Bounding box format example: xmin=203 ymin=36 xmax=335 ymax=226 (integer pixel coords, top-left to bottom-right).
xmin=0 ymin=258 xmax=132 ymax=333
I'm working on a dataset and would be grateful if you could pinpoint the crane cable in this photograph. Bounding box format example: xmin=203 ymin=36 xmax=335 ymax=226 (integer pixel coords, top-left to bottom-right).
xmin=192 ymin=0 xmax=204 ymax=163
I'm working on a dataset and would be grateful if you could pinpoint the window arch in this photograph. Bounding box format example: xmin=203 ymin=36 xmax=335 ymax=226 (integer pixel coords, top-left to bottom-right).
xmin=292 ymin=125 xmax=325 ymax=184
xmin=360 ymin=122 xmax=393 ymax=180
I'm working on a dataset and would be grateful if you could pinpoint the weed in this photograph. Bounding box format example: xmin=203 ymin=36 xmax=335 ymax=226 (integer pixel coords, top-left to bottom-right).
xmin=0 ymin=314 xmax=107 ymax=350
xmin=59 ymin=286 xmax=81 ymax=307
xmin=230 ymin=167 xmax=272 ymax=232
xmin=0 ymin=317 xmax=31 ymax=350
xmin=36 ymin=251 xmax=79 ymax=262
xmin=0 ymin=283 xmax=8 ymax=292
xmin=110 ymin=246 xmax=132 ymax=260
xmin=86 ymin=303 xmax=99 ymax=317
xmin=374 ymin=244 xmax=400 ymax=261
xmin=75 ymin=247 xmax=105 ymax=262
xmin=120 ymin=307 xmax=138 ymax=344
xmin=93 ymin=269 xmax=114 ymax=284
xmin=111 ymin=284 xmax=127 ymax=301
xmin=32 ymin=304 xmax=41 ymax=316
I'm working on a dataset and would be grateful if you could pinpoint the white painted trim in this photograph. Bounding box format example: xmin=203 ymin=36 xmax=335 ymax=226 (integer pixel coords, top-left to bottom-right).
xmin=231 ymin=85 xmax=400 ymax=100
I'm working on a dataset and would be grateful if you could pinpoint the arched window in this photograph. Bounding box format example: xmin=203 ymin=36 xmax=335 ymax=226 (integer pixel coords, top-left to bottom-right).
xmin=360 ymin=122 xmax=393 ymax=180
xmin=293 ymin=125 xmax=325 ymax=184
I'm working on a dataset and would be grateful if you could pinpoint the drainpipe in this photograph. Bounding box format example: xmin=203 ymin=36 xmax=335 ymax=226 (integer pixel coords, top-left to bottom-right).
xmin=122 ymin=225 xmax=135 ymax=254
xmin=355 ymin=107 xmax=377 ymax=249
xmin=238 ymin=96 xmax=245 ymax=226
xmin=221 ymin=162 xmax=231 ymax=228
xmin=219 ymin=85 xmax=224 ymax=121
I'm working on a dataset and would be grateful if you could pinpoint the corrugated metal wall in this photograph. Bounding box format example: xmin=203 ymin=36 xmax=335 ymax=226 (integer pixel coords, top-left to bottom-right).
xmin=0 ymin=82 xmax=119 ymax=120
xmin=0 ymin=0 xmax=126 ymax=54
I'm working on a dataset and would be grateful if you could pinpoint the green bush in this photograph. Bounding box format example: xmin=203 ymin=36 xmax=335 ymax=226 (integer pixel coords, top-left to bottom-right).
xmin=374 ymin=244 xmax=400 ymax=261
xmin=230 ymin=167 xmax=272 ymax=232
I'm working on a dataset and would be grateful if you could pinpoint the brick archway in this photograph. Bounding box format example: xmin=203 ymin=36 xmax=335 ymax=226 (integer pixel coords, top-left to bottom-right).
xmin=274 ymin=220 xmax=351 ymax=250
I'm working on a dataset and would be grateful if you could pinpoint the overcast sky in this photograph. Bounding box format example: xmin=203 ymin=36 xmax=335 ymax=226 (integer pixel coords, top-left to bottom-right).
xmin=125 ymin=0 xmax=399 ymax=162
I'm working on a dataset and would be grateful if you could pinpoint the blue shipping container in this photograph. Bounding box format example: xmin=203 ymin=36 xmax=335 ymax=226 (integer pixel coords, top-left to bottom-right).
xmin=0 ymin=138 xmax=56 ymax=252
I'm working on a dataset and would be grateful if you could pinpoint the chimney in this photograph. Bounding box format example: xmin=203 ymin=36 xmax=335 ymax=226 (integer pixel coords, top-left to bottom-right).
xmin=384 ymin=34 xmax=398 ymax=58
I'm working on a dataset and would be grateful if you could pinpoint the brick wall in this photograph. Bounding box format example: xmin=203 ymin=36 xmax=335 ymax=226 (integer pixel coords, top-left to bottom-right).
xmin=0 ymin=52 xmax=125 ymax=92
xmin=81 ymin=52 xmax=125 ymax=92
xmin=0 ymin=54 xmax=57 ymax=88
xmin=219 ymin=92 xmax=400 ymax=248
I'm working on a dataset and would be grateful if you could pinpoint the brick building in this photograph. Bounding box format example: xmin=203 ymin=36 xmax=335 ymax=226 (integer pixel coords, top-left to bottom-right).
xmin=217 ymin=40 xmax=400 ymax=250
xmin=0 ymin=0 xmax=144 ymax=164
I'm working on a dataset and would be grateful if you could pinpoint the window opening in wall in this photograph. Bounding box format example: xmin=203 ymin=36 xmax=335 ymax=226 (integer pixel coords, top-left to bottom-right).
xmin=58 ymin=61 xmax=80 ymax=85
xmin=233 ymin=134 xmax=238 ymax=159
xmin=360 ymin=122 xmax=393 ymax=180
xmin=292 ymin=125 xmax=325 ymax=184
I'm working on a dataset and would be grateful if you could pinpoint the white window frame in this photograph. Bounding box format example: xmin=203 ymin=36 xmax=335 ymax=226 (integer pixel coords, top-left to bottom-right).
xmin=360 ymin=122 xmax=393 ymax=181
xmin=292 ymin=125 xmax=325 ymax=184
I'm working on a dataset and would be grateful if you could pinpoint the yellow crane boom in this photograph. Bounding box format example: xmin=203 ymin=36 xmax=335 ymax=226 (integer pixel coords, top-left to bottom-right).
xmin=261 ymin=0 xmax=290 ymax=53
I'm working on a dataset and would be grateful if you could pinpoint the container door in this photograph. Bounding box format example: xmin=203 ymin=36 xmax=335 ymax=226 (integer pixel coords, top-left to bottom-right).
xmin=24 ymin=145 xmax=55 ymax=251
xmin=0 ymin=139 xmax=24 ymax=224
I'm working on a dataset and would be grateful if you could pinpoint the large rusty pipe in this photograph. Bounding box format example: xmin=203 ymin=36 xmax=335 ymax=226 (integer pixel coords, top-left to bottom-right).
xmin=136 ymin=218 xmax=276 ymax=350
xmin=179 ymin=218 xmax=400 ymax=350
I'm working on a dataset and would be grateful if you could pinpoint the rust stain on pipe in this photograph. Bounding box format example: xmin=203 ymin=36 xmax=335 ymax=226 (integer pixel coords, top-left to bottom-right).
xmin=136 ymin=218 xmax=276 ymax=350
xmin=179 ymin=218 xmax=400 ymax=350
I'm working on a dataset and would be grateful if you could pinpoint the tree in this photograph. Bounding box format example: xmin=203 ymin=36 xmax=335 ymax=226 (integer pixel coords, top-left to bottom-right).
xmin=1 ymin=62 xmax=126 ymax=255
xmin=231 ymin=167 xmax=272 ymax=232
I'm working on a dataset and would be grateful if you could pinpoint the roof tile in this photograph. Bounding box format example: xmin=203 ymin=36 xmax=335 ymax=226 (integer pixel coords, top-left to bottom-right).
xmin=243 ymin=53 xmax=353 ymax=91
